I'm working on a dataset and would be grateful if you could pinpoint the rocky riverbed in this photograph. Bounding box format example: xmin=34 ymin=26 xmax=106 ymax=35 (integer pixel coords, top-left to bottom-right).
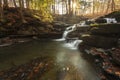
xmin=0 ymin=56 xmax=54 ymax=80
xmin=79 ymin=46 xmax=120 ymax=80
xmin=78 ymin=23 xmax=120 ymax=80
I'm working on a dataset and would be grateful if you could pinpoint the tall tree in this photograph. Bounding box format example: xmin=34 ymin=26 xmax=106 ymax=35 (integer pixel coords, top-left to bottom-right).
xmin=111 ymin=0 xmax=115 ymax=11
xmin=3 ymin=0 xmax=8 ymax=8
xmin=13 ymin=0 xmax=17 ymax=7
xmin=19 ymin=0 xmax=25 ymax=23
xmin=68 ymin=0 xmax=70 ymax=14
xmin=0 ymin=0 xmax=4 ymax=21
xmin=26 ymin=0 xmax=30 ymax=8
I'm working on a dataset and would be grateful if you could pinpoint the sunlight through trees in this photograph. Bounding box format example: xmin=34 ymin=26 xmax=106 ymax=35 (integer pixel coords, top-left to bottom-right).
xmin=0 ymin=0 xmax=120 ymax=22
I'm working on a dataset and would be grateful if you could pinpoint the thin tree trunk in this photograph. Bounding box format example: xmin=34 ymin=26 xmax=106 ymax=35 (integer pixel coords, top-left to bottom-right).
xmin=92 ymin=0 xmax=95 ymax=15
xmin=13 ymin=0 xmax=17 ymax=7
xmin=3 ymin=0 xmax=8 ymax=8
xmin=65 ymin=0 xmax=68 ymax=15
xmin=19 ymin=0 xmax=26 ymax=23
xmin=111 ymin=0 xmax=115 ymax=11
xmin=21 ymin=0 xmax=24 ymax=8
xmin=62 ymin=0 xmax=63 ymax=14
xmin=106 ymin=0 xmax=111 ymax=13
xmin=101 ymin=1 xmax=105 ymax=14
xmin=0 ymin=0 xmax=4 ymax=21
xmin=26 ymin=0 xmax=30 ymax=8
xmin=0 ymin=0 xmax=2 ymax=20
xmin=68 ymin=0 xmax=70 ymax=14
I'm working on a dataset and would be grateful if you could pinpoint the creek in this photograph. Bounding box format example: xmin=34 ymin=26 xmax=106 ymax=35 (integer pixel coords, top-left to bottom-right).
xmin=0 ymin=22 xmax=101 ymax=80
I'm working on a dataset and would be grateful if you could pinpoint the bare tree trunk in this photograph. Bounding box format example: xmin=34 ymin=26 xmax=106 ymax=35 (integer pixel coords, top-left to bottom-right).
xmin=52 ymin=0 xmax=55 ymax=14
xmin=92 ymin=0 xmax=95 ymax=15
xmin=111 ymin=0 xmax=115 ymax=11
xmin=19 ymin=0 xmax=26 ymax=23
xmin=26 ymin=0 xmax=30 ymax=8
xmin=101 ymin=1 xmax=105 ymax=14
xmin=68 ymin=0 xmax=70 ymax=14
xmin=3 ymin=0 xmax=8 ymax=8
xmin=0 ymin=0 xmax=4 ymax=21
xmin=21 ymin=0 xmax=25 ymax=8
xmin=62 ymin=1 xmax=63 ymax=14
xmin=64 ymin=0 xmax=68 ymax=15
xmin=13 ymin=0 xmax=17 ymax=7
xmin=106 ymin=0 xmax=111 ymax=13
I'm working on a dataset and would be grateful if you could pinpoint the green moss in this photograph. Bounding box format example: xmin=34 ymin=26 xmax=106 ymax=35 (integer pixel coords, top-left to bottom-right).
xmin=90 ymin=23 xmax=99 ymax=27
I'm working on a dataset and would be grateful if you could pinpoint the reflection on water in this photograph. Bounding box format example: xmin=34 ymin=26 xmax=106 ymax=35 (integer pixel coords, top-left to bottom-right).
xmin=0 ymin=40 xmax=100 ymax=80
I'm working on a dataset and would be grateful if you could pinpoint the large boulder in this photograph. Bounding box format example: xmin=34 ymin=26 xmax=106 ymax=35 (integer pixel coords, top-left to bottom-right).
xmin=81 ymin=34 xmax=118 ymax=48
xmin=38 ymin=32 xmax=62 ymax=39
xmin=90 ymin=24 xmax=120 ymax=36
xmin=95 ymin=18 xmax=107 ymax=23
xmin=103 ymin=11 xmax=120 ymax=22
xmin=52 ymin=21 xmax=71 ymax=32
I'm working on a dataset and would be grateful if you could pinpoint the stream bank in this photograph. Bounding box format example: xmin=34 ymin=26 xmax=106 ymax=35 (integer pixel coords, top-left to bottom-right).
xmin=62 ymin=12 xmax=120 ymax=79
xmin=78 ymin=23 xmax=120 ymax=80
xmin=0 ymin=7 xmax=71 ymax=47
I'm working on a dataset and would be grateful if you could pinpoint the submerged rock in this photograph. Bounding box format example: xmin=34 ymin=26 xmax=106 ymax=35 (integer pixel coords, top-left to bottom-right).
xmin=0 ymin=56 xmax=54 ymax=80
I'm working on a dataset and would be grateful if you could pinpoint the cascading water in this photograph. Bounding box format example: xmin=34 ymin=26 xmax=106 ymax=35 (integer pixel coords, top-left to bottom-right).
xmin=54 ymin=23 xmax=83 ymax=49
xmin=63 ymin=24 xmax=77 ymax=39
xmin=53 ymin=24 xmax=77 ymax=41
xmin=104 ymin=18 xmax=117 ymax=23
xmin=64 ymin=39 xmax=82 ymax=49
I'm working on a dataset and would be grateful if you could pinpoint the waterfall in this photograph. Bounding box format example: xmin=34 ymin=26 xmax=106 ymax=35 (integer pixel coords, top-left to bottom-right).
xmin=53 ymin=24 xmax=77 ymax=41
xmin=64 ymin=39 xmax=82 ymax=50
xmin=104 ymin=18 xmax=117 ymax=23
xmin=62 ymin=24 xmax=77 ymax=39
xmin=54 ymin=22 xmax=86 ymax=49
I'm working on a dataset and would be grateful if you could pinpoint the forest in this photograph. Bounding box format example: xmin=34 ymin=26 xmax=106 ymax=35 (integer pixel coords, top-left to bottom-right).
xmin=0 ymin=0 xmax=120 ymax=80
xmin=0 ymin=0 xmax=120 ymax=21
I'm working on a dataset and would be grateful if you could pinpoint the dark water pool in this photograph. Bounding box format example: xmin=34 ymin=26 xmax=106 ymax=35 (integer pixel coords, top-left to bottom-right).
xmin=0 ymin=40 xmax=100 ymax=80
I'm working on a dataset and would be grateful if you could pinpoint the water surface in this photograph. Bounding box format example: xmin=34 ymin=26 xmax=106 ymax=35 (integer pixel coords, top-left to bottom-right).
xmin=0 ymin=40 xmax=100 ymax=80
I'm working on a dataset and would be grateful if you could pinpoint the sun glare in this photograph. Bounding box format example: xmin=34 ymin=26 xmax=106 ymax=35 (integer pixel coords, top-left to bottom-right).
xmin=73 ymin=3 xmax=77 ymax=9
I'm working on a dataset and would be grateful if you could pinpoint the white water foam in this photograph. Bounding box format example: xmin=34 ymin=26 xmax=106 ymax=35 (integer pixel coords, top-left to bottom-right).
xmin=104 ymin=18 xmax=117 ymax=23
xmin=63 ymin=40 xmax=82 ymax=50
xmin=54 ymin=22 xmax=86 ymax=49
xmin=54 ymin=24 xmax=77 ymax=41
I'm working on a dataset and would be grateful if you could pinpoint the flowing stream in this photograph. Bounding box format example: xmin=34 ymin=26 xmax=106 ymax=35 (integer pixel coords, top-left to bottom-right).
xmin=0 ymin=23 xmax=100 ymax=80
xmin=104 ymin=18 xmax=117 ymax=23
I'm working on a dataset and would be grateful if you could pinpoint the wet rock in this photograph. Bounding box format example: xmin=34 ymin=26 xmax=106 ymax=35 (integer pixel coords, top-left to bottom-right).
xmin=67 ymin=26 xmax=90 ymax=39
xmin=103 ymin=11 xmax=120 ymax=22
xmin=81 ymin=35 xmax=118 ymax=48
xmin=81 ymin=47 xmax=120 ymax=80
xmin=85 ymin=20 xmax=95 ymax=25
xmin=90 ymin=24 xmax=120 ymax=36
xmin=52 ymin=21 xmax=71 ymax=33
xmin=95 ymin=18 xmax=107 ymax=23
xmin=38 ymin=33 xmax=62 ymax=39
